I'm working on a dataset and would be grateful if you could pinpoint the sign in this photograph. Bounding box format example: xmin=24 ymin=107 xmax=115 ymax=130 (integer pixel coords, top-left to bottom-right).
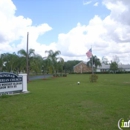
xmin=0 ymin=72 xmax=23 ymax=95
xmin=118 ymin=118 xmax=130 ymax=130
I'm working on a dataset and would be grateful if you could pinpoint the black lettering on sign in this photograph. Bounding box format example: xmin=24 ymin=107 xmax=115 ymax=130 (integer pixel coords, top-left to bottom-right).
xmin=0 ymin=72 xmax=23 ymax=83
xmin=0 ymin=86 xmax=6 ymax=89
xmin=0 ymin=72 xmax=23 ymax=94
xmin=7 ymin=86 xmax=13 ymax=88
xmin=14 ymin=85 xmax=17 ymax=88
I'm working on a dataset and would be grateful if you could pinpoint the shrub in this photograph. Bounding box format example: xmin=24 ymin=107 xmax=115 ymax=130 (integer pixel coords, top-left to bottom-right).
xmin=56 ymin=74 xmax=60 ymax=77
xmin=0 ymin=94 xmax=9 ymax=98
xmin=63 ymin=73 xmax=67 ymax=77
xmin=60 ymin=73 xmax=63 ymax=77
xmin=53 ymin=74 xmax=57 ymax=77
xmin=89 ymin=74 xmax=98 ymax=82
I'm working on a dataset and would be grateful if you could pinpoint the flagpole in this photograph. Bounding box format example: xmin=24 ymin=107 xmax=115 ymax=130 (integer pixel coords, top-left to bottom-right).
xmin=26 ymin=32 xmax=29 ymax=82
xmin=92 ymin=55 xmax=94 ymax=74
xmin=91 ymin=46 xmax=94 ymax=74
xmin=86 ymin=47 xmax=94 ymax=74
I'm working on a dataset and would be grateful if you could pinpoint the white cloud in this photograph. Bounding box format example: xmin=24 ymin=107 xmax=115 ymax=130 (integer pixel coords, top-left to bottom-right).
xmin=0 ymin=0 xmax=130 ymax=64
xmin=83 ymin=0 xmax=92 ymax=5
xmin=0 ymin=0 xmax=53 ymax=56
xmin=94 ymin=2 xmax=99 ymax=6
xmin=55 ymin=0 xmax=130 ymax=64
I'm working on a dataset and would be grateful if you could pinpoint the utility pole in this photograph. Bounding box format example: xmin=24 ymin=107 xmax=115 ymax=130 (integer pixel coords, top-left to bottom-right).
xmin=92 ymin=56 xmax=94 ymax=74
xmin=26 ymin=32 xmax=29 ymax=82
xmin=91 ymin=45 xmax=94 ymax=74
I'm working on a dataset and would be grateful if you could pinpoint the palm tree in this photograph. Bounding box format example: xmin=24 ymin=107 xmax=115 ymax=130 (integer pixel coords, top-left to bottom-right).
xmin=18 ymin=49 xmax=35 ymax=75
xmin=42 ymin=57 xmax=52 ymax=74
xmin=18 ymin=49 xmax=35 ymax=59
xmin=45 ymin=50 xmax=64 ymax=74
xmin=30 ymin=54 xmax=43 ymax=74
xmin=0 ymin=53 xmax=5 ymax=71
xmin=57 ymin=57 xmax=64 ymax=73
xmin=87 ymin=55 xmax=101 ymax=72
xmin=1 ymin=53 xmax=19 ymax=73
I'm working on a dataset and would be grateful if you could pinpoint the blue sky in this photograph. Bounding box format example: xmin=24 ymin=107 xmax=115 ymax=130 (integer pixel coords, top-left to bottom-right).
xmin=0 ymin=0 xmax=130 ymax=64
xmin=12 ymin=0 xmax=109 ymax=44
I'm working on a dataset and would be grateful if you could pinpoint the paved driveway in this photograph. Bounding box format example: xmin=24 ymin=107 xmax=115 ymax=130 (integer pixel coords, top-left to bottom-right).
xmin=29 ymin=74 xmax=52 ymax=81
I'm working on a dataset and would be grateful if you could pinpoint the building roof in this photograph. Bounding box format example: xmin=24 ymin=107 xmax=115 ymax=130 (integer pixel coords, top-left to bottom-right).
xmin=118 ymin=64 xmax=130 ymax=69
xmin=97 ymin=64 xmax=130 ymax=69
xmin=73 ymin=61 xmax=87 ymax=68
xmin=97 ymin=64 xmax=110 ymax=69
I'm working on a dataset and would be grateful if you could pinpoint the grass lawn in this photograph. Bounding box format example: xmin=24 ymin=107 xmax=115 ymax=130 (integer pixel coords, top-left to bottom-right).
xmin=0 ymin=74 xmax=130 ymax=130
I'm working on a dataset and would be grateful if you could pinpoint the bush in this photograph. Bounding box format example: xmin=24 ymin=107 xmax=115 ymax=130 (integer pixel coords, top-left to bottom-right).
xmin=56 ymin=74 xmax=60 ymax=77
xmin=60 ymin=73 xmax=63 ymax=77
xmin=63 ymin=74 xmax=67 ymax=77
xmin=53 ymin=74 xmax=60 ymax=77
xmin=89 ymin=74 xmax=98 ymax=82
xmin=53 ymin=73 xmax=67 ymax=77
xmin=53 ymin=74 xmax=56 ymax=77
xmin=0 ymin=94 xmax=9 ymax=98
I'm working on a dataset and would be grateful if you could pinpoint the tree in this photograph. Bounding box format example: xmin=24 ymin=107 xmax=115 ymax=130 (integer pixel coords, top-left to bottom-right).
xmin=42 ymin=57 xmax=51 ymax=74
xmin=57 ymin=57 xmax=64 ymax=73
xmin=102 ymin=56 xmax=109 ymax=65
xmin=87 ymin=55 xmax=101 ymax=71
xmin=110 ymin=61 xmax=118 ymax=73
xmin=1 ymin=53 xmax=19 ymax=73
xmin=0 ymin=53 xmax=5 ymax=71
xmin=45 ymin=50 xmax=63 ymax=74
xmin=113 ymin=55 xmax=120 ymax=64
xmin=63 ymin=60 xmax=81 ymax=73
xmin=30 ymin=54 xmax=43 ymax=74
xmin=18 ymin=49 xmax=35 ymax=75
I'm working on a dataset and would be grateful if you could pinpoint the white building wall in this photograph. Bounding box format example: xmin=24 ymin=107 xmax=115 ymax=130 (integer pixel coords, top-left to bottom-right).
xmin=125 ymin=68 xmax=130 ymax=71
xmin=96 ymin=69 xmax=101 ymax=72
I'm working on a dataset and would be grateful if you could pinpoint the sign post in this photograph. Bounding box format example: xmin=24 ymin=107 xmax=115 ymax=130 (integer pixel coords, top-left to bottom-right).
xmin=0 ymin=72 xmax=28 ymax=96
xmin=19 ymin=73 xmax=27 ymax=92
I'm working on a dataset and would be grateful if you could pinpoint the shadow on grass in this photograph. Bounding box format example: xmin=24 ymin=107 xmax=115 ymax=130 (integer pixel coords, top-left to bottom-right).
xmin=0 ymin=94 xmax=10 ymax=99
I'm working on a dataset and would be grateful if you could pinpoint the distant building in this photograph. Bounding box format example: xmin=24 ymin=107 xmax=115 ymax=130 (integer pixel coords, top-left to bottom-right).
xmin=97 ymin=64 xmax=130 ymax=72
xmin=118 ymin=64 xmax=130 ymax=71
xmin=73 ymin=61 xmax=92 ymax=73
xmin=97 ymin=64 xmax=110 ymax=72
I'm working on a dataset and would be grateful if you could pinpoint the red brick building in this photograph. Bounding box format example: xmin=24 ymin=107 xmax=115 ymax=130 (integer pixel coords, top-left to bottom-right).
xmin=73 ymin=61 xmax=92 ymax=73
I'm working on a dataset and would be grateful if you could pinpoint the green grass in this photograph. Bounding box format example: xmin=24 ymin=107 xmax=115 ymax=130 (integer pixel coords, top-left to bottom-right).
xmin=0 ymin=74 xmax=130 ymax=130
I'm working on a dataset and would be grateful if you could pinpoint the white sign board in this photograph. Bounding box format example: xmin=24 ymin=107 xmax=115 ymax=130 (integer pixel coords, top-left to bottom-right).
xmin=0 ymin=72 xmax=23 ymax=94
